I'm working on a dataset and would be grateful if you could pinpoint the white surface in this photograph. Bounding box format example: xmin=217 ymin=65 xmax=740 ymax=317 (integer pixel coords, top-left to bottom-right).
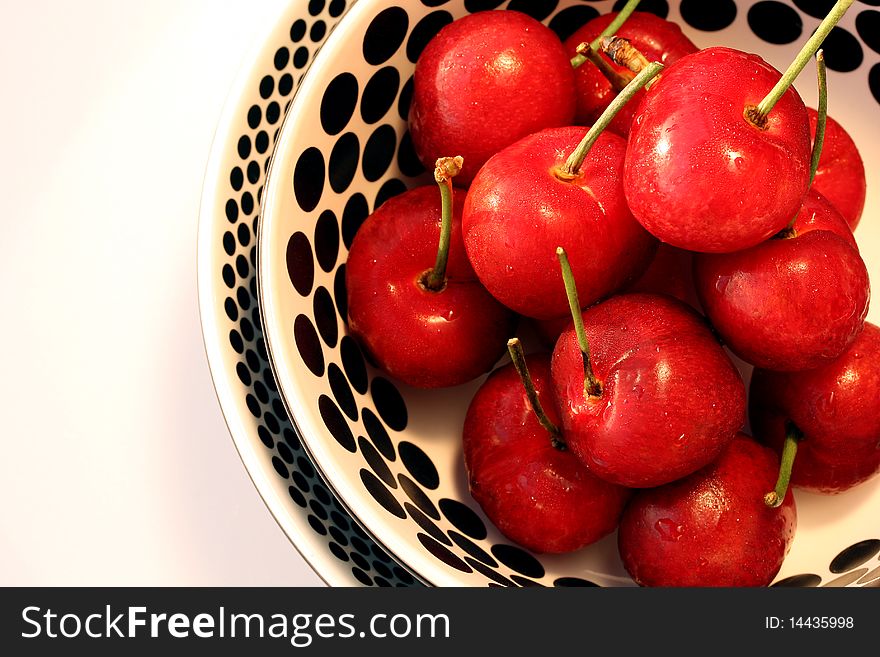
xmin=0 ymin=0 xmax=324 ymax=586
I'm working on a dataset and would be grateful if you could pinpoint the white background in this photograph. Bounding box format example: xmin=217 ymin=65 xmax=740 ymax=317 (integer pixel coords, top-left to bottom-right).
xmin=0 ymin=0 xmax=324 ymax=586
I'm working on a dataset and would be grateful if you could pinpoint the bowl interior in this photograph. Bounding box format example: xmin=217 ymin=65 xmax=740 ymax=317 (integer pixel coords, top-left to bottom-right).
xmin=257 ymin=0 xmax=880 ymax=587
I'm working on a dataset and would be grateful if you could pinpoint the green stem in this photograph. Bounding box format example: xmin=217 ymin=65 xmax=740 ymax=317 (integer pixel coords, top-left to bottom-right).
xmin=556 ymin=247 xmax=601 ymax=398
xmin=747 ymin=0 xmax=853 ymax=125
xmin=764 ymin=421 xmax=804 ymax=508
xmin=423 ymin=156 xmax=462 ymax=291
xmin=810 ymin=50 xmax=828 ymax=185
xmin=556 ymin=61 xmax=663 ymax=179
xmin=507 ymin=338 xmax=565 ymax=450
xmin=570 ymin=0 xmax=643 ymax=67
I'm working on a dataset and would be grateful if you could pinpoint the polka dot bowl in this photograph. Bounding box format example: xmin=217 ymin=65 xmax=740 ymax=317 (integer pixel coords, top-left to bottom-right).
xmin=253 ymin=0 xmax=880 ymax=587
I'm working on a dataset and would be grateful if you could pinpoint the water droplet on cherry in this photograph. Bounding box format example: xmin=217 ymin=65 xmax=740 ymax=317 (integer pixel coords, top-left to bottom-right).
xmin=654 ymin=518 xmax=683 ymax=541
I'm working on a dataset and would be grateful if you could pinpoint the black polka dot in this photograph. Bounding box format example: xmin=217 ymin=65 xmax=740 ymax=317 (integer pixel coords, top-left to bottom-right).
xmin=358 ymin=436 xmax=396 ymax=487
xmin=341 ymin=192 xmax=370 ymax=248
xmin=820 ymin=26 xmax=864 ymax=72
xmin=464 ymin=557 xmax=516 ymax=586
xmin=313 ymin=286 xmax=338 ymax=348
xmin=319 ymin=394 xmax=355 ymax=451
xmin=361 ymin=469 xmax=406 ymax=518
xmin=362 ymin=67 xmax=401 ymax=124
xmin=236 ymin=286 xmax=250 ymax=311
xmin=329 ymin=133 xmax=360 ymax=194
xmin=329 ymin=542 xmax=349 ymax=562
xmin=448 ymin=530 xmax=497 ymax=567
xmin=297 ymin=456 xmax=316 ymax=479
xmin=362 ymin=125 xmax=398 ymax=182
xmin=308 ymin=0 xmax=325 ymax=16
xmin=310 ymin=21 xmax=327 ymax=43
xmin=399 ymin=441 xmax=438 ymax=490
xmin=321 ymin=72 xmax=359 ymax=136
xmin=290 ymin=19 xmax=307 ymax=41
xmin=491 ymin=544 xmax=545 ymax=578
xmin=464 ymin=0 xmax=505 ymax=11
xmin=288 ymin=485 xmax=307 ymax=508
xmin=397 ymin=131 xmax=426 ymax=177
xmin=351 ymin=567 xmax=373 ymax=586
xmin=225 ymin=199 xmax=239 ymax=224
xmin=407 ymin=11 xmax=454 ymax=64
xmin=439 ymin=498 xmax=487 ymax=540
xmin=271 ymin=456 xmax=289 ymax=479
xmin=240 ymin=191 xmax=254 ymax=215
xmin=406 ymin=502 xmax=452 ymax=545
xmin=374 ymin=178 xmax=408 ymax=210
xmin=253 ymin=380 xmax=269 ymax=404
xmin=613 ymin=0 xmax=668 ymax=18
xmin=421 ymin=0 xmax=450 ymax=5
xmin=363 ymin=7 xmax=408 ymax=66
xmin=307 ymin=514 xmax=327 ymax=535
xmin=291 ymin=470 xmax=310 ymax=493
xmin=235 ymin=254 xmax=249 ymax=278
xmin=549 ymin=6 xmax=600 ymax=42
xmin=362 ymin=407 xmax=395 ymax=461
xmin=229 ymin=329 xmax=244 ymax=354
xmin=240 ymin=317 xmax=255 ymax=342
xmin=417 ymin=533 xmax=472 ymax=572
xmin=554 ymin=577 xmax=600 ymax=587
xmin=857 ymin=10 xmax=880 ymax=53
xmin=223 ymin=231 xmax=236 ymax=256
xmin=859 ymin=0 xmax=880 ymax=5
xmin=246 ymin=160 xmax=260 ymax=184
xmin=507 ymin=0 xmax=558 ymax=21
xmin=329 ymin=363 xmax=357 ymax=420
xmin=329 ymin=0 xmax=346 ymax=17
xmin=286 ymin=232 xmax=314 ymax=296
xmin=278 ymin=73 xmax=294 ymax=96
xmin=246 ymin=348 xmax=260 ymax=373
xmin=273 ymin=47 xmax=290 ymax=70
xmin=245 ymin=393 xmax=261 ymax=419
xmin=230 ymin=166 xmax=244 ymax=191
xmin=224 ymin=298 xmax=238 ymax=322
xmin=236 ymin=362 xmax=252 ymax=386
xmin=772 ymin=573 xmax=822 ymax=587
xmin=294 ymin=314 xmax=324 ymax=376
xmin=680 ymin=0 xmax=737 ymax=31
xmin=257 ymin=426 xmax=274 ymax=449
xmin=314 ymin=209 xmax=339 ymax=273
xmin=237 ymin=223 xmax=251 ymax=247
xmin=398 ymin=75 xmax=414 ymax=122
xmin=266 ymin=412 xmax=283 ymax=437
xmin=222 ymin=264 xmax=235 ymax=288
xmin=337 ymin=338 xmax=367 ymax=398
xmin=793 ymin=0 xmax=837 ymax=18
xmin=293 ymin=147 xmax=325 ymax=212
xmin=830 ymin=539 xmax=880 ymax=573
xmin=748 ymin=2 xmax=803 ymax=44
xmin=371 ymin=377 xmax=408 ymax=431
xmin=309 ymin=498 xmax=329 ymax=520
xmin=266 ymin=101 xmax=281 ymax=124
xmin=397 ymin=473 xmax=438 ymax=519
xmin=334 ymin=263 xmax=348 ymax=324
xmin=870 ymin=63 xmax=880 ymax=105
xmin=293 ymin=46 xmax=309 ymax=68
xmin=259 ymin=75 xmax=274 ymax=99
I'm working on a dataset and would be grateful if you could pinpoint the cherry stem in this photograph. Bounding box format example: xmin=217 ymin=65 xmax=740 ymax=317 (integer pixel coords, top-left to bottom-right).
xmin=556 ymin=247 xmax=601 ymax=398
xmin=747 ymin=0 xmax=853 ymax=125
xmin=764 ymin=421 xmax=804 ymax=508
xmin=600 ymin=36 xmax=652 ymax=76
xmin=556 ymin=61 xmax=663 ymax=179
xmin=423 ymin=156 xmax=463 ymax=291
xmin=577 ymin=42 xmax=634 ymax=91
xmin=507 ymin=338 xmax=565 ymax=450
xmin=570 ymin=0 xmax=643 ymax=68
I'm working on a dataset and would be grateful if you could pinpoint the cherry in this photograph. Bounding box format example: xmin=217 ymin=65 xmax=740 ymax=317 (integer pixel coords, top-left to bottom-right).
xmin=345 ymin=158 xmax=516 ymax=388
xmin=749 ymin=322 xmax=880 ymax=495
xmin=462 ymin=340 xmax=631 ymax=554
xmin=408 ymin=10 xmax=576 ymax=186
xmin=551 ymin=251 xmax=746 ymax=488
xmin=462 ymin=64 xmax=662 ymax=320
xmin=808 ymin=107 xmax=867 ymax=231
xmin=565 ymin=9 xmax=698 ymax=137
xmin=617 ymin=433 xmax=797 ymax=587
xmin=693 ymin=187 xmax=870 ymax=372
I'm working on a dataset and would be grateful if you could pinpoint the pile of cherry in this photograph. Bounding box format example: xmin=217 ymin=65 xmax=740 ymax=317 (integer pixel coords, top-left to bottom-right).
xmin=344 ymin=0 xmax=878 ymax=587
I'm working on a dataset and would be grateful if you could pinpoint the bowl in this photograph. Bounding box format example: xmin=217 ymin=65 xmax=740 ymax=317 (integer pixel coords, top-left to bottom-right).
xmin=256 ymin=0 xmax=880 ymax=586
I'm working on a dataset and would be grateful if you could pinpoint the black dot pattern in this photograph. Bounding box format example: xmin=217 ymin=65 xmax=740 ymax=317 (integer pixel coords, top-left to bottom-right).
xmin=209 ymin=0 xmax=879 ymax=590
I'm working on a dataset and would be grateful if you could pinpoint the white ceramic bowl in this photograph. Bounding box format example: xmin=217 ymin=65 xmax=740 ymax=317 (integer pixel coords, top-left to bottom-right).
xmin=256 ymin=0 xmax=880 ymax=586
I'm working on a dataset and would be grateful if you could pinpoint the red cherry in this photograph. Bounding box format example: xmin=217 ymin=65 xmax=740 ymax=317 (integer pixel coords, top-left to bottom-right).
xmin=618 ymin=433 xmax=797 ymax=587
xmin=749 ymin=322 xmax=880 ymax=494
xmin=346 ymin=182 xmax=516 ymax=389
xmin=462 ymin=125 xmax=657 ymax=320
xmin=625 ymin=242 xmax=699 ymax=309
xmin=408 ymin=10 xmax=575 ymax=186
xmin=565 ymin=11 xmax=698 ymax=137
xmin=693 ymin=189 xmax=870 ymax=372
xmin=808 ymin=107 xmax=867 ymax=231
xmin=624 ymin=46 xmax=811 ymax=253
xmin=551 ymin=291 xmax=746 ymax=488
xmin=463 ymin=349 xmax=631 ymax=554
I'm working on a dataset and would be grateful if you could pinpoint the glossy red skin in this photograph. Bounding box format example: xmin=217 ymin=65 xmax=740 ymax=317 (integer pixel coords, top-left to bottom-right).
xmin=749 ymin=323 xmax=880 ymax=494
xmin=618 ymin=433 xmax=797 ymax=587
xmin=808 ymin=107 xmax=867 ymax=231
xmin=408 ymin=10 xmax=575 ymax=186
xmin=346 ymin=185 xmax=516 ymax=388
xmin=624 ymin=47 xmax=811 ymax=253
xmin=463 ymin=126 xmax=658 ymax=320
xmin=693 ymin=189 xmax=870 ymax=372
xmin=550 ymin=293 xmax=746 ymax=488
xmin=564 ymin=12 xmax=698 ymax=137
xmin=463 ymin=357 xmax=631 ymax=554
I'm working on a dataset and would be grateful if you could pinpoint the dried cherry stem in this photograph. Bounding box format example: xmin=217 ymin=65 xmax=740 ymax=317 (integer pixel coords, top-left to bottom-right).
xmin=570 ymin=0 xmax=643 ymax=68
xmin=422 ymin=156 xmax=463 ymax=291
xmin=556 ymin=247 xmax=601 ymax=398
xmin=764 ymin=421 xmax=805 ymax=508
xmin=600 ymin=36 xmax=652 ymax=77
xmin=555 ymin=61 xmax=663 ymax=180
xmin=577 ymin=42 xmax=633 ymax=91
xmin=745 ymin=0 xmax=853 ymax=128
xmin=783 ymin=51 xmax=827 ymax=233
xmin=507 ymin=338 xmax=565 ymax=450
